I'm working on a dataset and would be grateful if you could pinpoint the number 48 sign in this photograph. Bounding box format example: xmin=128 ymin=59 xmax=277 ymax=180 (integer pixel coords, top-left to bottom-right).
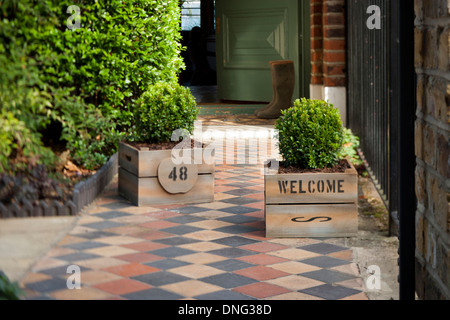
xmin=168 ymin=166 xmax=189 ymax=181
xmin=158 ymin=158 xmax=199 ymax=194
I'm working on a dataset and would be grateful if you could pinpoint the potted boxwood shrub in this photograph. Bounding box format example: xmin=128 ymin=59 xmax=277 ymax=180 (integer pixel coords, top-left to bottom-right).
xmin=264 ymin=98 xmax=358 ymax=238
xmin=118 ymin=81 xmax=214 ymax=206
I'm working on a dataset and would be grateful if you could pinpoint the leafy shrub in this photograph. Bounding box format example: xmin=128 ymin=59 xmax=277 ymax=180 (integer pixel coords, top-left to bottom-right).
xmin=132 ymin=82 xmax=198 ymax=144
xmin=275 ymin=98 xmax=344 ymax=169
xmin=0 ymin=111 xmax=55 ymax=174
xmin=60 ymin=103 xmax=125 ymax=171
xmin=0 ymin=271 xmax=23 ymax=300
xmin=0 ymin=48 xmax=57 ymax=173
xmin=38 ymin=0 xmax=185 ymax=127
xmin=339 ymin=128 xmax=364 ymax=168
xmin=0 ymin=0 xmax=185 ymax=172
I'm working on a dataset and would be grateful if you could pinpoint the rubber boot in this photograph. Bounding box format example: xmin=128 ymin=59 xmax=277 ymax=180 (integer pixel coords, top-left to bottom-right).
xmin=254 ymin=61 xmax=278 ymax=115
xmin=256 ymin=60 xmax=295 ymax=119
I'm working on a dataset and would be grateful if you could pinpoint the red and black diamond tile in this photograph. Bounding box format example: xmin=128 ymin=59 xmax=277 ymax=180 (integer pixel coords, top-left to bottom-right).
xmin=21 ymin=162 xmax=367 ymax=300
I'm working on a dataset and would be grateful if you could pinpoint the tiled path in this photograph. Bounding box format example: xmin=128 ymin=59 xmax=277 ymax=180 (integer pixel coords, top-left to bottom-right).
xmin=21 ymin=116 xmax=367 ymax=300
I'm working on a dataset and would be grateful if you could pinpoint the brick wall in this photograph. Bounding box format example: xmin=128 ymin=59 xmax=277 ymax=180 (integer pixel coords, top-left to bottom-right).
xmin=414 ymin=0 xmax=450 ymax=300
xmin=322 ymin=0 xmax=346 ymax=87
xmin=311 ymin=0 xmax=324 ymax=85
xmin=310 ymin=0 xmax=346 ymax=86
xmin=310 ymin=0 xmax=347 ymax=125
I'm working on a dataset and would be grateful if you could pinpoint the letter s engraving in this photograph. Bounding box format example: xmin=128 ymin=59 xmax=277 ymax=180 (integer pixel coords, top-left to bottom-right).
xmin=291 ymin=217 xmax=332 ymax=223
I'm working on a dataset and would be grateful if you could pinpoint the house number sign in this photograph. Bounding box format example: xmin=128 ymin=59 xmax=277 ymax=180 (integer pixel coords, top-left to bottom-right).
xmin=157 ymin=158 xmax=198 ymax=194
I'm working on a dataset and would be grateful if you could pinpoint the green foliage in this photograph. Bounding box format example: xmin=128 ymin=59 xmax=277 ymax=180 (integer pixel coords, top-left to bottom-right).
xmin=37 ymin=0 xmax=185 ymax=124
xmin=132 ymin=82 xmax=199 ymax=143
xmin=0 ymin=111 xmax=54 ymax=173
xmin=63 ymin=105 xmax=125 ymax=171
xmin=339 ymin=128 xmax=364 ymax=167
xmin=0 ymin=272 xmax=23 ymax=300
xmin=0 ymin=47 xmax=56 ymax=173
xmin=275 ymin=98 xmax=344 ymax=169
xmin=0 ymin=0 xmax=185 ymax=172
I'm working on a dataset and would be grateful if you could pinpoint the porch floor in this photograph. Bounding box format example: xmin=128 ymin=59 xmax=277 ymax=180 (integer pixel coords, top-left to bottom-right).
xmin=21 ymin=115 xmax=370 ymax=300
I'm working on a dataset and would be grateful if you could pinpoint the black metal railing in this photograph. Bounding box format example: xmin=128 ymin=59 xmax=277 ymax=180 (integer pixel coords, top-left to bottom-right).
xmin=347 ymin=0 xmax=390 ymax=208
xmin=347 ymin=0 xmax=417 ymax=300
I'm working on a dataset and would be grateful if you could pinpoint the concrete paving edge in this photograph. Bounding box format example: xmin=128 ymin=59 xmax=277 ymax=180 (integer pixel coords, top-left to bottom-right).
xmin=0 ymin=215 xmax=80 ymax=282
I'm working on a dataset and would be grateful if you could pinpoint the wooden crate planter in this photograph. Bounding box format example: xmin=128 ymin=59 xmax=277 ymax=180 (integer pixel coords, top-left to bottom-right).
xmin=118 ymin=142 xmax=214 ymax=206
xmin=264 ymin=159 xmax=358 ymax=238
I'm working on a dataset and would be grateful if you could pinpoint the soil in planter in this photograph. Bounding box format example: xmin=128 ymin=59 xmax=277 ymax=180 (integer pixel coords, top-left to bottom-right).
xmin=125 ymin=139 xmax=207 ymax=151
xmin=277 ymin=159 xmax=351 ymax=174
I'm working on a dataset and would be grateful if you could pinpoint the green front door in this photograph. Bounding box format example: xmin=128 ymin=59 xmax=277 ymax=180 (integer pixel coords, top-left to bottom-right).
xmin=216 ymin=0 xmax=308 ymax=102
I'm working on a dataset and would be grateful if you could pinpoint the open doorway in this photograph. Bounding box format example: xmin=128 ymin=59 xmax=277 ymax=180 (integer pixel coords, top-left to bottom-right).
xmin=179 ymin=0 xmax=310 ymax=114
xmin=179 ymin=0 xmax=218 ymax=104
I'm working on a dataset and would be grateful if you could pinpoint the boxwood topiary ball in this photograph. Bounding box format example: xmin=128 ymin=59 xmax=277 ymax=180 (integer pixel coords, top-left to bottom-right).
xmin=132 ymin=82 xmax=198 ymax=144
xmin=275 ymin=98 xmax=344 ymax=169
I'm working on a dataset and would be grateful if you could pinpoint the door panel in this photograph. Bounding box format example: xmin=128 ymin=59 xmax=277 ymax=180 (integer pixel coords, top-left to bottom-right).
xmin=216 ymin=0 xmax=299 ymax=102
xmin=222 ymin=8 xmax=289 ymax=69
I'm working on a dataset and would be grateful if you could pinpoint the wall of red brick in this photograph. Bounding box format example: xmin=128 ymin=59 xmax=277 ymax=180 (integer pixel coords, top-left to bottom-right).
xmin=310 ymin=0 xmax=346 ymax=87
xmin=310 ymin=0 xmax=324 ymax=85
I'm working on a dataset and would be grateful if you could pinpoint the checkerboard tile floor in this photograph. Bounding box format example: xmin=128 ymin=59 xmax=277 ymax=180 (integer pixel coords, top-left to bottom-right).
xmin=21 ymin=119 xmax=368 ymax=300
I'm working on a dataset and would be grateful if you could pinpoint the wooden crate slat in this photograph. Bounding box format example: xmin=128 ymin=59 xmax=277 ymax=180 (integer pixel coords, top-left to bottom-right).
xmin=265 ymin=203 xmax=358 ymax=238
xmin=119 ymin=142 xmax=214 ymax=178
xmin=265 ymin=169 xmax=358 ymax=205
xmin=119 ymin=167 xmax=214 ymax=206
xmin=264 ymin=159 xmax=359 ymax=238
xmin=118 ymin=167 xmax=139 ymax=205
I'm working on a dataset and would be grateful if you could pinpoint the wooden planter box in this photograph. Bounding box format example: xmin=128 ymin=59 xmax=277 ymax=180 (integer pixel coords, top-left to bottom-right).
xmin=264 ymin=159 xmax=358 ymax=238
xmin=118 ymin=142 xmax=214 ymax=206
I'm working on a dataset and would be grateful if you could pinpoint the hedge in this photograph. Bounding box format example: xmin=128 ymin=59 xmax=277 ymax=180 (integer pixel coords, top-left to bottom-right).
xmin=0 ymin=0 xmax=185 ymax=172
